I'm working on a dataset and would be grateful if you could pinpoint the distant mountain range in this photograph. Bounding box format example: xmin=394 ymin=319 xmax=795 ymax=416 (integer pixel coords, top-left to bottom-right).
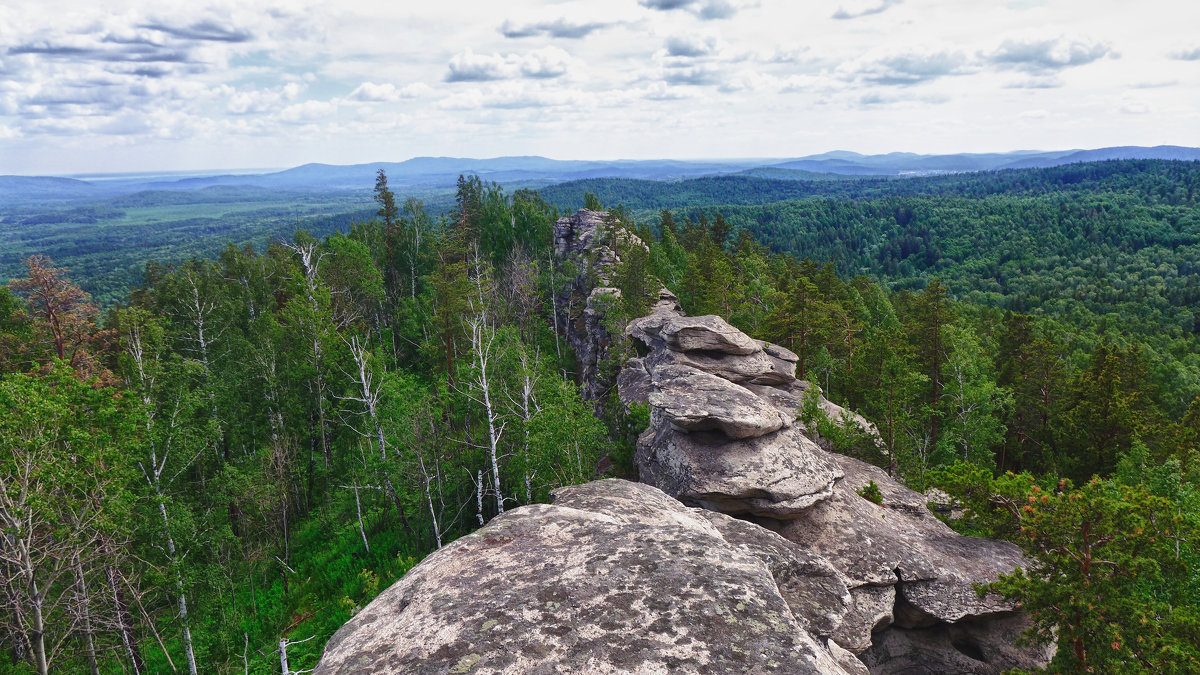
xmin=3 ymin=146 xmax=1199 ymax=205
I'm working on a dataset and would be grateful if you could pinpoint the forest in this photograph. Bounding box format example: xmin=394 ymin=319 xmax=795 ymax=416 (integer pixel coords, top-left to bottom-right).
xmin=1 ymin=162 xmax=1199 ymax=673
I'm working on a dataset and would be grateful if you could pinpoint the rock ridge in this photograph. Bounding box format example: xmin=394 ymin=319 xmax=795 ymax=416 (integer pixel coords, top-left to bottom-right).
xmin=314 ymin=210 xmax=1053 ymax=674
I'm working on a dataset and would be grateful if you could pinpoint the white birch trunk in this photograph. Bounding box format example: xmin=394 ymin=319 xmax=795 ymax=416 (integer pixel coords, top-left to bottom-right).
xmin=72 ymin=554 xmax=100 ymax=675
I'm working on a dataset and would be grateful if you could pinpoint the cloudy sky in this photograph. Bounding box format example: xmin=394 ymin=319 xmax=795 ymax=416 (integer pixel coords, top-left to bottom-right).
xmin=1 ymin=0 xmax=1198 ymax=175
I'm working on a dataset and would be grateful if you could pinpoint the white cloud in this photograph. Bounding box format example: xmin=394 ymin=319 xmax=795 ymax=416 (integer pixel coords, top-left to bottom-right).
xmin=1120 ymin=95 xmax=1149 ymax=115
xmin=347 ymin=82 xmax=432 ymax=103
xmin=638 ymin=0 xmax=756 ymax=21
xmin=832 ymin=0 xmax=902 ymax=21
xmin=987 ymin=36 xmax=1116 ymax=73
xmin=226 ymin=83 xmax=304 ymax=114
xmin=445 ymin=46 xmax=572 ymax=82
xmin=1 ymin=0 xmax=1199 ymax=174
xmin=500 ymin=18 xmax=616 ymax=39
xmin=665 ymin=35 xmax=719 ymax=58
xmin=438 ymin=82 xmax=582 ymax=110
xmin=279 ymin=99 xmax=338 ymax=124
xmin=519 ymin=46 xmax=571 ymax=78
xmin=841 ymin=48 xmax=972 ymax=86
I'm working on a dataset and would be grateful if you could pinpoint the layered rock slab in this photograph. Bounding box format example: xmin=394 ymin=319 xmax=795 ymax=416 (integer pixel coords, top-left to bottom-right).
xmin=618 ymin=303 xmax=1049 ymax=673
xmin=314 ymin=480 xmax=855 ymax=675
xmin=776 ymin=455 xmax=1024 ymax=622
xmin=649 ymin=364 xmax=792 ymax=439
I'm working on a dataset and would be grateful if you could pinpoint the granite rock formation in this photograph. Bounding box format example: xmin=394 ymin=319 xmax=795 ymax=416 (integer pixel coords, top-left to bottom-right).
xmin=620 ymin=298 xmax=1052 ymax=673
xmin=314 ymin=480 xmax=855 ymax=675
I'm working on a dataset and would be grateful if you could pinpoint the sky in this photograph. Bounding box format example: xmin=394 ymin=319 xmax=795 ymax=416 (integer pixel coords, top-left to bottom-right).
xmin=1 ymin=0 xmax=1198 ymax=175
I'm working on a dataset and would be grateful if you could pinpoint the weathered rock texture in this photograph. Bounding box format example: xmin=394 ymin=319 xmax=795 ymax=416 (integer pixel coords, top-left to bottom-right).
xmin=315 ymin=480 xmax=855 ymax=675
xmin=618 ymin=275 xmax=1052 ymax=674
xmin=552 ymin=209 xmax=669 ymax=406
xmin=314 ymin=211 xmax=1053 ymax=674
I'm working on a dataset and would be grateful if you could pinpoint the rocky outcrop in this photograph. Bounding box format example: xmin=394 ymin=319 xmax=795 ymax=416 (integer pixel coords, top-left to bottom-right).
xmin=649 ymin=364 xmax=793 ymax=439
xmin=622 ymin=301 xmax=1050 ymax=674
xmin=314 ymin=210 xmax=1052 ymax=674
xmin=552 ymin=209 xmax=669 ymax=406
xmin=315 ymin=480 xmax=857 ymax=675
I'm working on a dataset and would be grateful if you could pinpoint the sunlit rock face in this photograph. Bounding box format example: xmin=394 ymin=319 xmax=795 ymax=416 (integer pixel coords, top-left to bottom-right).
xmin=314 ymin=479 xmax=855 ymax=675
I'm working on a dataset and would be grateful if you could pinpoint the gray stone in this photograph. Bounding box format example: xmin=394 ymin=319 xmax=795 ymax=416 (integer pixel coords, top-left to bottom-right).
xmin=777 ymin=454 xmax=1024 ymax=623
xmin=696 ymin=509 xmax=852 ymax=638
xmin=832 ymin=585 xmax=896 ymax=652
xmin=636 ymin=424 xmax=843 ymax=519
xmin=553 ymin=209 xmax=607 ymax=258
xmin=648 ymin=364 xmax=792 ymax=439
xmin=314 ymin=480 xmax=854 ymax=675
xmin=758 ymin=341 xmax=800 ymax=383
xmin=860 ymin=614 xmax=1055 ymax=675
xmin=615 ymin=357 xmax=652 ymax=407
xmin=659 ymin=348 xmax=784 ymax=385
xmin=828 ymin=639 xmax=871 ymax=675
xmin=626 ymin=313 xmax=763 ymax=357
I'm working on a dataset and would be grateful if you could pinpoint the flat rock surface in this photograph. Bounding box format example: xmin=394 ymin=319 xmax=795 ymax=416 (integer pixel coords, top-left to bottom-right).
xmin=696 ymin=510 xmax=852 ymax=638
xmin=315 ymin=480 xmax=853 ymax=675
xmin=656 ymin=315 xmax=762 ymax=355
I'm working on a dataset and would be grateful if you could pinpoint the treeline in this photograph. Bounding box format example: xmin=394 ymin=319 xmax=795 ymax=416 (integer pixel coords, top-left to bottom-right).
xmin=628 ymin=205 xmax=1200 ymax=673
xmin=0 ymin=192 xmax=378 ymax=307
xmin=0 ymin=173 xmax=611 ymax=674
xmin=550 ymin=161 xmax=1200 ymax=421
xmin=541 ymin=159 xmax=1200 ymax=211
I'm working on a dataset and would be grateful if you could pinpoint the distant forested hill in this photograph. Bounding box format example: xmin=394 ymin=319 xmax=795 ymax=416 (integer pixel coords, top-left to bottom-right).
xmin=541 ymin=159 xmax=1200 ymax=410
xmin=539 ymin=159 xmax=1200 ymax=211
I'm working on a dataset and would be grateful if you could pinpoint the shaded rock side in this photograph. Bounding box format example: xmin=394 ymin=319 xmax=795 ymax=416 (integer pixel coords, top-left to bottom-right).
xmin=551 ymin=209 xmax=680 ymax=406
xmin=314 ymin=480 xmax=857 ymax=675
xmin=776 ymin=454 xmax=1024 ymax=622
xmin=636 ymin=424 xmax=843 ymax=519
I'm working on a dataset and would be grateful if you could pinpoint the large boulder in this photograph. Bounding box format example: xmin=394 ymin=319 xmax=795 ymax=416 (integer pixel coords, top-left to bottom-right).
xmin=637 ymin=424 xmax=843 ymax=518
xmin=648 ymin=364 xmax=792 ymax=439
xmin=696 ymin=510 xmax=853 ymax=639
xmin=627 ymin=313 xmax=760 ymax=356
xmin=776 ymin=455 xmax=1024 ymax=623
xmin=314 ymin=480 xmax=858 ymax=675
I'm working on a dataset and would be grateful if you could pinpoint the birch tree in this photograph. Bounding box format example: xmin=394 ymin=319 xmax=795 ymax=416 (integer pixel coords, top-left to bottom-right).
xmin=0 ymin=368 xmax=138 ymax=675
xmin=119 ymin=310 xmax=204 ymax=675
xmin=340 ymin=335 xmax=412 ymax=532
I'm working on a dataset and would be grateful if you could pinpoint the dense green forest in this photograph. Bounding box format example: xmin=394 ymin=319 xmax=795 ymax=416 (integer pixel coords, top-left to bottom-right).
xmin=548 ymin=161 xmax=1200 ymax=418
xmin=0 ymin=175 xmax=607 ymax=674
xmin=2 ymin=162 xmax=1199 ymax=673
